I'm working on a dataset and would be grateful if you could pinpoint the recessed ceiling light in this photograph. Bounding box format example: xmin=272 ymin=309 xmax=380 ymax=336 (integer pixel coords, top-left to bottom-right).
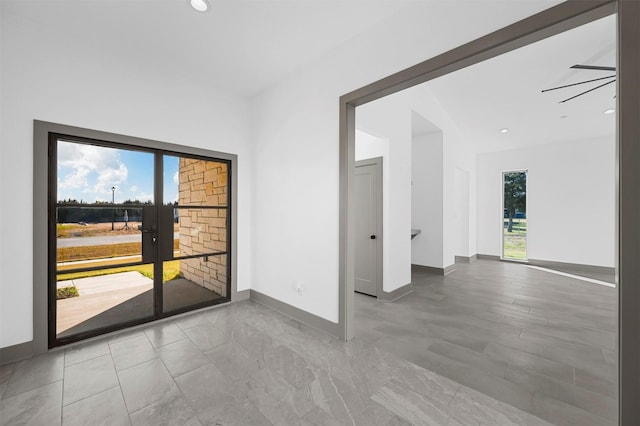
xmin=603 ymin=108 xmax=615 ymax=115
xmin=500 ymin=128 xmax=509 ymax=134
xmin=190 ymin=0 xmax=209 ymax=12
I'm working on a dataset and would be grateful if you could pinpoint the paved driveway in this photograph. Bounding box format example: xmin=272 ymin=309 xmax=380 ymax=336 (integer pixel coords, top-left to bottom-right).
xmin=57 ymin=232 xmax=179 ymax=248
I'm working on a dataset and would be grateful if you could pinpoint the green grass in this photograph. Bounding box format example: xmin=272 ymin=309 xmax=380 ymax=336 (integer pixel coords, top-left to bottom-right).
xmin=56 ymin=286 xmax=79 ymax=300
xmin=57 ymin=260 xmax=182 ymax=283
xmin=503 ymin=234 xmax=527 ymax=259
xmin=503 ymin=218 xmax=527 ymax=259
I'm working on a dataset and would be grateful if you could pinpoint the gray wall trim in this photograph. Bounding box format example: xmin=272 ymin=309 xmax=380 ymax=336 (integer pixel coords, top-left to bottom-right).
xmin=455 ymin=254 xmax=478 ymax=263
xmin=0 ymin=341 xmax=33 ymax=366
xmin=411 ymin=263 xmax=445 ymax=275
xmin=618 ymin=1 xmax=640 ymax=423
xmin=477 ymin=254 xmax=501 ymax=261
xmin=30 ymin=120 xmax=240 ymax=357
xmin=444 ymin=264 xmax=457 ymax=276
xmin=412 ymin=264 xmax=444 ymax=275
xmin=33 ymin=121 xmax=49 ymax=358
xmin=411 ymin=264 xmax=456 ymax=276
xmin=380 ymin=283 xmax=414 ymax=302
xmin=355 ymin=157 xmax=383 ymax=299
xmin=339 ymin=102 xmax=356 ymax=341
xmin=250 ymin=290 xmax=341 ymax=339
xmin=235 ymin=289 xmax=250 ymax=302
xmin=528 ymin=259 xmax=615 ymax=275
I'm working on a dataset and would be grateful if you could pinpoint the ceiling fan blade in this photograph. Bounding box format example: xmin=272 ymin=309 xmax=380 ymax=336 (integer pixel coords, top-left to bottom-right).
xmin=559 ymin=79 xmax=616 ymax=103
xmin=541 ymin=75 xmax=616 ymax=93
xmin=571 ymin=64 xmax=616 ymax=71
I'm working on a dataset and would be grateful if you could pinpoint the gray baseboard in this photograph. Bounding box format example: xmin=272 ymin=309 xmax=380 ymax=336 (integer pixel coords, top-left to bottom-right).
xmin=477 ymin=254 xmax=501 ymax=261
xmin=380 ymin=283 xmax=414 ymax=302
xmin=234 ymin=289 xmax=250 ymax=302
xmin=249 ymin=290 xmax=341 ymax=339
xmin=444 ymin=264 xmax=457 ymax=275
xmin=0 ymin=340 xmax=34 ymax=366
xmin=527 ymin=259 xmax=615 ymax=275
xmin=455 ymin=254 xmax=478 ymax=263
xmin=412 ymin=264 xmax=457 ymax=276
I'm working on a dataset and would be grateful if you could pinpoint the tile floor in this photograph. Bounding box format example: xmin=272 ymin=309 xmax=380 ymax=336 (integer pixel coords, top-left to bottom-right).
xmin=0 ymin=260 xmax=616 ymax=426
xmin=3 ymin=299 xmax=551 ymax=425
xmin=355 ymin=260 xmax=617 ymax=426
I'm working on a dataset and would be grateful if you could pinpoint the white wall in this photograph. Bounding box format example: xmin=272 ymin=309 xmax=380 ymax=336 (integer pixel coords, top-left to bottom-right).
xmin=410 ymin=87 xmax=478 ymax=266
xmin=355 ymin=130 xmax=388 ymax=162
xmin=411 ymin=131 xmax=444 ymax=267
xmin=351 ymin=87 xmax=476 ymax=285
xmin=249 ymin=2 xmax=558 ymax=323
xmin=455 ymin=168 xmax=471 ymax=257
xmin=356 ymin=93 xmax=412 ymax=292
xmin=0 ymin=11 xmax=252 ymax=348
xmin=0 ymin=1 xmax=561 ymax=340
xmin=476 ymin=136 xmax=615 ymax=267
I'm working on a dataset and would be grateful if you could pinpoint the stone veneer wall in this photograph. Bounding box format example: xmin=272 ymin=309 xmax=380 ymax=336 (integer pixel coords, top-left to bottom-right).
xmin=178 ymin=158 xmax=228 ymax=297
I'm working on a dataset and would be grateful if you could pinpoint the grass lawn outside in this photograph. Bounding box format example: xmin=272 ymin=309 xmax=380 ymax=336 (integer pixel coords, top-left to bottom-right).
xmin=503 ymin=218 xmax=527 ymax=260
xmin=58 ymin=260 xmax=182 ymax=283
xmin=56 ymin=228 xmax=188 ymax=286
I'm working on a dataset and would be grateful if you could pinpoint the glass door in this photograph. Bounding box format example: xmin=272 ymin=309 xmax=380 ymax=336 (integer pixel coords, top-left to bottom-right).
xmin=502 ymin=170 xmax=527 ymax=260
xmin=50 ymin=136 xmax=230 ymax=347
xmin=160 ymin=154 xmax=229 ymax=315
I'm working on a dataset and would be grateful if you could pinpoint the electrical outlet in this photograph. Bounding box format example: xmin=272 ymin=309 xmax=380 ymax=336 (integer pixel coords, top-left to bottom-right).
xmin=296 ymin=282 xmax=302 ymax=296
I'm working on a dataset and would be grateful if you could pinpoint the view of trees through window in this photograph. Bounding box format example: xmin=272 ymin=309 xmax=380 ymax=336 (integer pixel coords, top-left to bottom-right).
xmin=503 ymin=171 xmax=527 ymax=260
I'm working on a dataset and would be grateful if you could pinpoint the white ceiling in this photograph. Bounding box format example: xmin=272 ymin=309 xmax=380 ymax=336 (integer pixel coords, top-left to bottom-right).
xmin=425 ymin=14 xmax=617 ymax=153
xmin=3 ymin=0 xmax=416 ymax=97
xmin=4 ymin=0 xmax=614 ymax=152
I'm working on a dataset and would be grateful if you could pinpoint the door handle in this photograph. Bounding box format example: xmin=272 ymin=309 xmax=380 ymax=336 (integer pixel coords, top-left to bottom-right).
xmin=140 ymin=225 xmax=157 ymax=233
xmin=370 ymin=235 xmax=376 ymax=240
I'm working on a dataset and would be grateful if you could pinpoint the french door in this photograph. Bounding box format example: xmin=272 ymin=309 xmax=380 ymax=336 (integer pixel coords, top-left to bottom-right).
xmin=49 ymin=134 xmax=231 ymax=347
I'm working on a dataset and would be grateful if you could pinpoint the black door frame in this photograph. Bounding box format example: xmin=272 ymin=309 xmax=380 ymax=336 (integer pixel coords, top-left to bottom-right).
xmin=43 ymin=122 xmax=237 ymax=349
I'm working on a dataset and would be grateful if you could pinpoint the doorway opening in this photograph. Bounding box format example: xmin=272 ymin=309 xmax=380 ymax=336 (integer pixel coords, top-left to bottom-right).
xmin=339 ymin=2 xmax=640 ymax=424
xmin=502 ymin=170 xmax=527 ymax=261
xmin=50 ymin=134 xmax=231 ymax=347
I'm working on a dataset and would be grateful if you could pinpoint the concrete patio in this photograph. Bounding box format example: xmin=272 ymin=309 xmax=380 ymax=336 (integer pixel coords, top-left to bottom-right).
xmin=57 ymin=272 xmax=224 ymax=338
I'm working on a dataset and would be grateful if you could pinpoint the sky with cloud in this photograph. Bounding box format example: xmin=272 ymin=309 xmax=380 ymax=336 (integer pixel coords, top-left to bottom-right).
xmin=57 ymin=140 xmax=179 ymax=204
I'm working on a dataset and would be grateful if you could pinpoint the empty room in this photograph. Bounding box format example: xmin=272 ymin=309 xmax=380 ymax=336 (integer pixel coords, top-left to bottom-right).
xmin=1 ymin=1 xmax=638 ymax=425
xmin=352 ymin=14 xmax=617 ymax=425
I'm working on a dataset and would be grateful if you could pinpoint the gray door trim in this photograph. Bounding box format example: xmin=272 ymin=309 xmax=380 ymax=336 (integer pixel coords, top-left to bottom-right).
xmin=340 ymin=1 xmax=640 ymax=424
xmin=617 ymin=1 xmax=640 ymax=423
xmin=32 ymin=120 xmax=239 ymax=356
xmin=355 ymin=157 xmax=383 ymax=298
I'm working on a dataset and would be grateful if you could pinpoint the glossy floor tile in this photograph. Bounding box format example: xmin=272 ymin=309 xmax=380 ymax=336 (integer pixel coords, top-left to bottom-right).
xmin=355 ymin=260 xmax=617 ymax=426
xmin=2 ymin=298 xmax=555 ymax=425
xmin=0 ymin=260 xmax=615 ymax=425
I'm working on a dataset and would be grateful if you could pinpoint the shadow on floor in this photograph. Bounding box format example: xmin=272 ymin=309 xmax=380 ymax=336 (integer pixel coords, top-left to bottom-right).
xmin=58 ymin=278 xmax=224 ymax=338
xmin=354 ymin=260 xmax=618 ymax=426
